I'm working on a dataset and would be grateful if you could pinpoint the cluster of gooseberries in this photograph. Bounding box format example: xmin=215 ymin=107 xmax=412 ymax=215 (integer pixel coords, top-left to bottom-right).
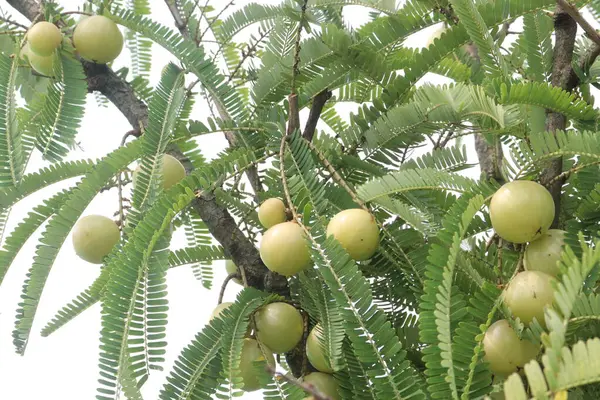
xmin=21 ymin=15 xmax=123 ymax=77
xmin=209 ymin=298 xmax=341 ymax=398
xmin=258 ymin=198 xmax=380 ymax=277
xmin=483 ymin=180 xmax=565 ymax=377
xmin=210 ymin=199 xmax=381 ymax=396
xmin=71 ymin=155 xmax=186 ymax=264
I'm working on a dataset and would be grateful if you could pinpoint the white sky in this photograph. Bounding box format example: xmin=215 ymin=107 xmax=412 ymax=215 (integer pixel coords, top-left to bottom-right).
xmin=0 ymin=1 xmax=485 ymax=399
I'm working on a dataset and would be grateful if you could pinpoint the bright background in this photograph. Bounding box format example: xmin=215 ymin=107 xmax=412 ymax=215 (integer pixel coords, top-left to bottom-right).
xmin=0 ymin=1 xmax=484 ymax=399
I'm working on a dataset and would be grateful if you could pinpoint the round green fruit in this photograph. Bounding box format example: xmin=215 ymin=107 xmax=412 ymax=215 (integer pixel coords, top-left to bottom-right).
xmin=260 ymin=221 xmax=311 ymax=277
xmin=489 ymin=180 xmax=555 ymax=244
xmin=239 ymin=338 xmax=276 ymax=391
xmin=303 ymin=372 xmax=341 ymax=400
xmin=306 ymin=324 xmax=335 ymax=373
xmin=524 ymin=229 xmax=566 ymax=277
xmin=258 ymin=198 xmax=287 ymax=229
xmin=326 ymin=208 xmax=379 ymax=261
xmin=27 ymin=21 xmax=62 ymax=56
xmin=133 ymin=154 xmax=186 ymax=190
xmin=72 ymin=215 xmax=120 ymax=264
xmin=73 ymin=15 xmax=123 ymax=63
xmin=225 ymin=259 xmax=242 ymax=285
xmin=503 ymin=271 xmax=555 ymax=327
xmin=483 ymin=319 xmax=534 ymax=376
xmin=517 ymin=338 xmax=540 ymax=368
xmin=254 ymin=302 xmax=303 ymax=353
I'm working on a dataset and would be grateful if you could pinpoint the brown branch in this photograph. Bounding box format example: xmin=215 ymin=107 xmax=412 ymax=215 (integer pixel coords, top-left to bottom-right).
xmin=6 ymin=0 xmax=287 ymax=297
xmin=0 ymin=15 xmax=28 ymax=30
xmin=302 ymin=90 xmax=332 ymax=141
xmin=265 ymin=365 xmax=331 ymax=400
xmin=556 ymin=0 xmax=600 ymax=47
xmin=474 ymin=134 xmax=506 ymax=185
xmin=541 ymin=4 xmax=579 ymax=228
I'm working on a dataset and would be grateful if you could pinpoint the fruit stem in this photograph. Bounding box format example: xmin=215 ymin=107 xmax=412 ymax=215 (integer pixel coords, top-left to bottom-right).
xmin=218 ymin=273 xmax=241 ymax=305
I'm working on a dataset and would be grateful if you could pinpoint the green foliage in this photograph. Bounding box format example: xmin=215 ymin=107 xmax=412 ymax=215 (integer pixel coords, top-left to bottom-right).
xmin=4 ymin=0 xmax=600 ymax=399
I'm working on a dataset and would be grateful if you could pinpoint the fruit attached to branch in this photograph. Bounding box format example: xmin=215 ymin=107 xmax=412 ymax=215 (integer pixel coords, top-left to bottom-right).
xmin=254 ymin=302 xmax=303 ymax=353
xmin=72 ymin=215 xmax=120 ymax=264
xmin=306 ymin=323 xmax=335 ymax=373
xmin=239 ymin=338 xmax=276 ymax=391
xmin=258 ymin=198 xmax=287 ymax=229
xmin=27 ymin=22 xmax=62 ymax=56
xmin=503 ymin=271 xmax=555 ymax=327
xmin=260 ymin=221 xmax=312 ymax=276
xmin=524 ymin=229 xmax=566 ymax=277
xmin=73 ymin=15 xmax=123 ymax=64
xmin=326 ymin=208 xmax=379 ymax=261
xmin=489 ymin=180 xmax=555 ymax=244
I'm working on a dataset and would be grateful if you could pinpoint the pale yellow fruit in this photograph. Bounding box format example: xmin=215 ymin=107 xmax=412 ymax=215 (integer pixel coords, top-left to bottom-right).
xmin=133 ymin=154 xmax=186 ymax=190
xmin=27 ymin=22 xmax=62 ymax=56
xmin=306 ymin=324 xmax=334 ymax=373
xmin=326 ymin=208 xmax=379 ymax=261
xmin=28 ymin=50 xmax=55 ymax=77
xmin=239 ymin=338 xmax=276 ymax=391
xmin=72 ymin=215 xmax=120 ymax=264
xmin=260 ymin=222 xmax=312 ymax=276
xmin=489 ymin=180 xmax=555 ymax=244
xmin=254 ymin=302 xmax=303 ymax=353
xmin=524 ymin=229 xmax=566 ymax=277
xmin=210 ymin=302 xmax=233 ymax=321
xmin=225 ymin=259 xmax=242 ymax=285
xmin=503 ymin=271 xmax=555 ymax=327
xmin=303 ymin=372 xmax=341 ymax=400
xmin=483 ymin=320 xmax=525 ymax=376
xmin=258 ymin=198 xmax=287 ymax=228
xmin=73 ymin=15 xmax=123 ymax=63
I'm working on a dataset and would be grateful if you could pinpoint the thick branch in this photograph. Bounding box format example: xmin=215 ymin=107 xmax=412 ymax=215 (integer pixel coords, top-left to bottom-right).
xmin=542 ymin=5 xmax=578 ymax=228
xmin=464 ymin=42 xmax=505 ymax=182
xmin=5 ymin=0 xmax=39 ymax=20
xmin=302 ymin=90 xmax=331 ymax=141
xmin=5 ymin=0 xmax=286 ymax=314
xmin=556 ymin=0 xmax=600 ymax=47
xmin=474 ymin=134 xmax=505 ymax=184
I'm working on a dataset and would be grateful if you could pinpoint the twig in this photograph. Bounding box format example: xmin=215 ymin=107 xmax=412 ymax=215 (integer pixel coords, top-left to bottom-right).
xmin=164 ymin=0 xmax=188 ymax=37
xmin=116 ymin=129 xmax=141 ymax=228
xmin=279 ymin=135 xmax=300 ymax=222
xmin=485 ymin=233 xmax=498 ymax=252
xmin=556 ymin=0 xmax=600 ymax=47
xmin=59 ymin=11 xmax=92 ymax=17
xmin=290 ymin=0 xmax=309 ymax=95
xmin=302 ymin=90 xmax=332 ymax=141
xmin=0 ymin=15 xmax=28 ymax=30
xmin=265 ymin=365 xmax=331 ymax=400
xmin=306 ymin=140 xmax=368 ymax=211
xmin=218 ymin=273 xmax=240 ymax=304
xmin=547 ymin=160 xmax=600 ymax=185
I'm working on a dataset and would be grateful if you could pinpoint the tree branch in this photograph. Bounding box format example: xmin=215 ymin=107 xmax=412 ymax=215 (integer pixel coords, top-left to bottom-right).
xmin=541 ymin=3 xmax=579 ymax=228
xmin=556 ymin=0 xmax=600 ymax=47
xmin=165 ymin=0 xmax=264 ymax=196
xmin=164 ymin=0 xmax=188 ymax=37
xmin=5 ymin=0 xmax=288 ymax=322
xmin=302 ymin=90 xmax=331 ymax=141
